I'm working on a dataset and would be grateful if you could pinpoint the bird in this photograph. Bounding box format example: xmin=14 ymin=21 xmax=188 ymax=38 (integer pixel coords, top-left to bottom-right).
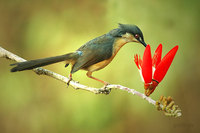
xmin=10 ymin=23 xmax=147 ymax=86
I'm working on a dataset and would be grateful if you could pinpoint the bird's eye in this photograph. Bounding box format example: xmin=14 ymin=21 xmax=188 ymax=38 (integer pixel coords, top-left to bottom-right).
xmin=135 ymin=34 xmax=139 ymax=39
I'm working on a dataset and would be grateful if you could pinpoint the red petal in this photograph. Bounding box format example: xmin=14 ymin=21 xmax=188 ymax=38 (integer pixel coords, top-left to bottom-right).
xmin=142 ymin=45 xmax=152 ymax=83
xmin=138 ymin=55 xmax=142 ymax=68
xmin=134 ymin=54 xmax=142 ymax=69
xmin=134 ymin=54 xmax=140 ymax=69
xmin=152 ymin=44 xmax=162 ymax=68
xmin=153 ymin=45 xmax=179 ymax=82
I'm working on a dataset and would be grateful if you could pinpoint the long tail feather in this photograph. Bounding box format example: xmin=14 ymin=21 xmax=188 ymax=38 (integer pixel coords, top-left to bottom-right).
xmin=10 ymin=52 xmax=80 ymax=72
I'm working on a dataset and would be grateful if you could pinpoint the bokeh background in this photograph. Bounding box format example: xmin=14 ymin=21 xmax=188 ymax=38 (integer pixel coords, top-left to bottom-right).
xmin=0 ymin=0 xmax=199 ymax=133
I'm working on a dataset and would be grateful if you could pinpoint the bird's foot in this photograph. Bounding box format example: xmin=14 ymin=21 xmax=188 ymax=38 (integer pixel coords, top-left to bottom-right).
xmin=66 ymin=73 xmax=73 ymax=87
xmin=66 ymin=78 xmax=72 ymax=87
xmin=103 ymin=82 xmax=110 ymax=88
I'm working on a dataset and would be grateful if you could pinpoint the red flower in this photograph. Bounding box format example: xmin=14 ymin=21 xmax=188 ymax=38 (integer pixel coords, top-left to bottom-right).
xmin=134 ymin=44 xmax=178 ymax=96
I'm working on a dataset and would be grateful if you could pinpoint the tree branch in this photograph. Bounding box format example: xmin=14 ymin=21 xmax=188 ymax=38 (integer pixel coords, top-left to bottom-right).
xmin=0 ymin=46 xmax=181 ymax=117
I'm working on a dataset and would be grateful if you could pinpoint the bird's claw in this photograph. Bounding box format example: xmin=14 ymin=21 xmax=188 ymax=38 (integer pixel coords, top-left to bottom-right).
xmin=66 ymin=82 xmax=70 ymax=88
xmin=66 ymin=78 xmax=72 ymax=88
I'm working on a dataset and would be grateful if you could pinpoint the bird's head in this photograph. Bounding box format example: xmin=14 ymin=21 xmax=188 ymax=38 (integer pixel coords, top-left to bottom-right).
xmin=116 ymin=23 xmax=147 ymax=47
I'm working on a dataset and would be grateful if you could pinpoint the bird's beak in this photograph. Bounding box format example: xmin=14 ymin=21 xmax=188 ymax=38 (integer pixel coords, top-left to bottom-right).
xmin=138 ymin=39 xmax=147 ymax=47
xmin=141 ymin=41 xmax=147 ymax=47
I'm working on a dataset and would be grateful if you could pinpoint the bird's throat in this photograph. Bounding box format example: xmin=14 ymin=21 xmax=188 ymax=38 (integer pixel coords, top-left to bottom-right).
xmin=112 ymin=37 xmax=128 ymax=55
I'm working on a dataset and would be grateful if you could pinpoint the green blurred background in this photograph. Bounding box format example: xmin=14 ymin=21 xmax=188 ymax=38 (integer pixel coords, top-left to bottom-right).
xmin=0 ymin=0 xmax=199 ymax=132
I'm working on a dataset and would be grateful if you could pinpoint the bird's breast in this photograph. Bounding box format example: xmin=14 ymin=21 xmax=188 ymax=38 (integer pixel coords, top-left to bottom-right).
xmin=86 ymin=59 xmax=112 ymax=72
xmin=112 ymin=37 xmax=128 ymax=56
xmin=86 ymin=37 xmax=128 ymax=72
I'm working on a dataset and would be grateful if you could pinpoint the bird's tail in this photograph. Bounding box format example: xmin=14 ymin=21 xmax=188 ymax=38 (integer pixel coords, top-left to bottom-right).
xmin=10 ymin=52 xmax=81 ymax=72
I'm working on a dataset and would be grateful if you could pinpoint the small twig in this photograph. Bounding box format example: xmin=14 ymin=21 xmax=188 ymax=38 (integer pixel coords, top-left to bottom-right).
xmin=0 ymin=46 xmax=182 ymax=117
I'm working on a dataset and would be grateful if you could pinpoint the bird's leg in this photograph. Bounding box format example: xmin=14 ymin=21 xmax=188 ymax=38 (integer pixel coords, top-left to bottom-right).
xmin=67 ymin=73 xmax=72 ymax=86
xmin=86 ymin=71 xmax=111 ymax=94
xmin=86 ymin=71 xmax=109 ymax=86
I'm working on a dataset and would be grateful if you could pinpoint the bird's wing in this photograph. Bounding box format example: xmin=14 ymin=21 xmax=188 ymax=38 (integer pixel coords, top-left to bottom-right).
xmin=71 ymin=34 xmax=115 ymax=73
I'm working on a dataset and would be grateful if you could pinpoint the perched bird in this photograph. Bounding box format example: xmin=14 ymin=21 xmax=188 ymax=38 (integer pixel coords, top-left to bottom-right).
xmin=11 ymin=24 xmax=147 ymax=85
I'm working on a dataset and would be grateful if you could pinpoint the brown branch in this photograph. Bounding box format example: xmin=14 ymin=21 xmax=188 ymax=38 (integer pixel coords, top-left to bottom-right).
xmin=0 ymin=46 xmax=182 ymax=117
